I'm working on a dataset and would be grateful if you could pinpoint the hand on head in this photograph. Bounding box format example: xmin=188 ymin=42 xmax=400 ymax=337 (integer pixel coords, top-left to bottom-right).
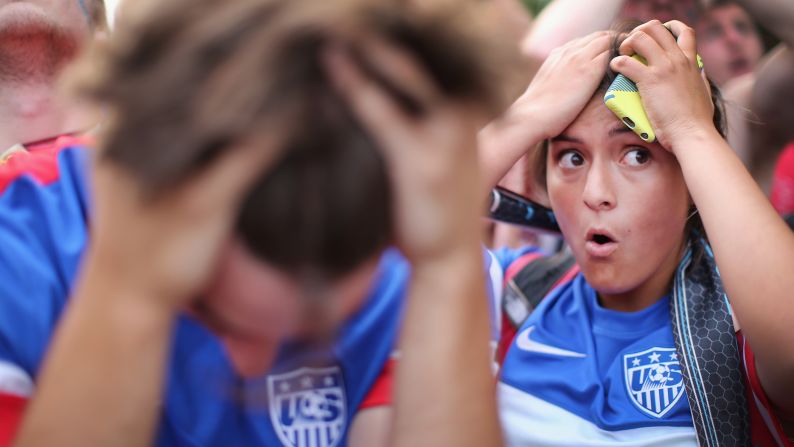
xmin=88 ymin=130 xmax=286 ymax=311
xmin=323 ymin=37 xmax=487 ymax=264
xmin=515 ymin=30 xmax=614 ymax=141
xmin=610 ymin=20 xmax=717 ymax=152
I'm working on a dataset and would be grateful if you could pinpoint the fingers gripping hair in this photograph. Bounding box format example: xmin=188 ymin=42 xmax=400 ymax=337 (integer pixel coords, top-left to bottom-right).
xmin=69 ymin=0 xmax=517 ymax=276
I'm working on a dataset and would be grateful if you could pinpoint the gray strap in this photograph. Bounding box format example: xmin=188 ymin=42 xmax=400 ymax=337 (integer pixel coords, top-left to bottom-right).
xmin=670 ymin=241 xmax=750 ymax=446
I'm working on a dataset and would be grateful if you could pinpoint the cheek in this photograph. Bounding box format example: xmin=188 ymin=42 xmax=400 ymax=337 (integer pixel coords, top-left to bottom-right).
xmin=546 ymin=168 xmax=586 ymax=237
xmin=622 ymin=171 xmax=690 ymax=248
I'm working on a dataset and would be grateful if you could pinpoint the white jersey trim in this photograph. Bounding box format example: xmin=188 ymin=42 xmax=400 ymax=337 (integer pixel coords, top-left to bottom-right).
xmin=498 ymin=382 xmax=697 ymax=447
xmin=487 ymin=250 xmax=504 ymax=337
xmin=0 ymin=360 xmax=33 ymax=398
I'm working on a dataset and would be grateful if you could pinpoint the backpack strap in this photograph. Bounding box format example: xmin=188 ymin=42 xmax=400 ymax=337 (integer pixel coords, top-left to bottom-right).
xmin=497 ymin=251 xmax=578 ymax=364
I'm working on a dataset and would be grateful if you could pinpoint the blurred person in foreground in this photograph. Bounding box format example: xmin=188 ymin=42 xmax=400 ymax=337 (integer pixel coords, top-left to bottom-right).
xmin=0 ymin=0 xmax=519 ymax=445
xmin=0 ymin=0 xmax=106 ymax=160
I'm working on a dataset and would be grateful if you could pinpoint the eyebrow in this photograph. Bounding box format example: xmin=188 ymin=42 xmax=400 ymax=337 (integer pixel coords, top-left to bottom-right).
xmin=550 ymin=134 xmax=583 ymax=144
xmin=608 ymin=125 xmax=635 ymax=137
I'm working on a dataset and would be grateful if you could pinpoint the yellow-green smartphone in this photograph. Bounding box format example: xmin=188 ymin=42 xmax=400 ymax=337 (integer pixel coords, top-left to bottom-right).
xmin=604 ymin=54 xmax=704 ymax=143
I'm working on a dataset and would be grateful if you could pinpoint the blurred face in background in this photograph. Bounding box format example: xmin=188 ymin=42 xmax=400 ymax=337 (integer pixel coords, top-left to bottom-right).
xmin=696 ymin=3 xmax=763 ymax=86
xmin=620 ymin=0 xmax=700 ymax=25
xmin=192 ymin=237 xmax=380 ymax=378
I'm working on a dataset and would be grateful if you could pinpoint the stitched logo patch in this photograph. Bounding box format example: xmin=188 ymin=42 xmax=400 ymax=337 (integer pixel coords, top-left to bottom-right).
xmin=268 ymin=366 xmax=347 ymax=447
xmin=624 ymin=347 xmax=685 ymax=418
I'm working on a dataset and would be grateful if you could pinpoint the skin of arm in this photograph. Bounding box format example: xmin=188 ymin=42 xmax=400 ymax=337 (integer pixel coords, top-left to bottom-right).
xmin=349 ymin=407 xmax=393 ymax=447
xmin=520 ymin=0 xmax=625 ymax=60
xmin=13 ymin=267 xmax=175 ymax=447
xmin=613 ymin=19 xmax=794 ymax=415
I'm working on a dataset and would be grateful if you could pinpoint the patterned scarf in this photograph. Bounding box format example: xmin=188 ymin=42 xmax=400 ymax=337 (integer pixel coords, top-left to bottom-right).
xmin=670 ymin=237 xmax=751 ymax=446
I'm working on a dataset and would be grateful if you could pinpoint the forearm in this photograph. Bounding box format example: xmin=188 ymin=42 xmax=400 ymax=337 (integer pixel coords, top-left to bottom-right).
xmin=521 ymin=0 xmax=624 ymax=59
xmin=391 ymin=245 xmax=502 ymax=447
xmin=673 ymin=129 xmax=794 ymax=410
xmin=479 ymin=104 xmax=545 ymax=199
xmin=14 ymin=262 xmax=175 ymax=447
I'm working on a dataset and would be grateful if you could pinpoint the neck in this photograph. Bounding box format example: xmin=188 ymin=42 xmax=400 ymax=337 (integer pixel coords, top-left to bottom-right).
xmin=598 ymin=278 xmax=673 ymax=313
xmin=597 ymin=238 xmax=689 ymax=313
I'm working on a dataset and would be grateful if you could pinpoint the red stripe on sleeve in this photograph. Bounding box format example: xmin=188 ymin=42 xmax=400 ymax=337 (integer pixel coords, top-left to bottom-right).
xmin=0 ymin=135 xmax=91 ymax=194
xmin=0 ymin=393 xmax=27 ymax=447
xmin=359 ymin=359 xmax=395 ymax=410
xmin=738 ymin=331 xmax=792 ymax=447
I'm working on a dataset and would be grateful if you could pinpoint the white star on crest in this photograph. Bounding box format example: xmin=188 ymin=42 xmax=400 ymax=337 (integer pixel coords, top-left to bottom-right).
xmin=648 ymin=352 xmax=661 ymax=363
xmin=670 ymin=353 xmax=678 ymax=361
xmin=324 ymin=376 xmax=334 ymax=386
xmin=301 ymin=377 xmax=313 ymax=388
xmin=280 ymin=382 xmax=290 ymax=392
xmin=632 ymin=358 xmax=641 ymax=367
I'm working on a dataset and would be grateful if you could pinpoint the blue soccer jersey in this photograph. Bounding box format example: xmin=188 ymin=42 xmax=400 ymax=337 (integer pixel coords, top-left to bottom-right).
xmin=498 ymin=273 xmax=698 ymax=446
xmin=0 ymin=146 xmax=410 ymax=447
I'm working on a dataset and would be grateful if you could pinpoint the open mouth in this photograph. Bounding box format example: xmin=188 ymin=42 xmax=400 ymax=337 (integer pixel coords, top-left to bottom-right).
xmin=591 ymin=233 xmax=614 ymax=245
xmin=585 ymin=230 xmax=618 ymax=258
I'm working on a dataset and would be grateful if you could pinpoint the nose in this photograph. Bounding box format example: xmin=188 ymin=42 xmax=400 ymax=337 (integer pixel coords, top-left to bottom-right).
xmin=582 ymin=161 xmax=616 ymax=211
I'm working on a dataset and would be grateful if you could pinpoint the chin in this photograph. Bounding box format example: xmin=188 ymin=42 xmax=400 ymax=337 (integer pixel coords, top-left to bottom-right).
xmin=579 ymin=262 xmax=637 ymax=296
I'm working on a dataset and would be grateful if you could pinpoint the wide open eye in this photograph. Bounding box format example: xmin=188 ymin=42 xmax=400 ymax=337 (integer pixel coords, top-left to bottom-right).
xmin=559 ymin=150 xmax=585 ymax=169
xmin=621 ymin=147 xmax=651 ymax=167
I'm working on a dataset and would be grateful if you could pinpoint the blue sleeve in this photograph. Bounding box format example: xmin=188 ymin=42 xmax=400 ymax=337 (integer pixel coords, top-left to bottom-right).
xmin=485 ymin=245 xmax=546 ymax=343
xmin=0 ymin=148 xmax=91 ymax=379
xmin=490 ymin=245 xmax=546 ymax=271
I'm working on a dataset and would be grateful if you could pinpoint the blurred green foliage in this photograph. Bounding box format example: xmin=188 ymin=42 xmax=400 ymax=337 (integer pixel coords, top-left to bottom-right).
xmin=520 ymin=0 xmax=552 ymax=16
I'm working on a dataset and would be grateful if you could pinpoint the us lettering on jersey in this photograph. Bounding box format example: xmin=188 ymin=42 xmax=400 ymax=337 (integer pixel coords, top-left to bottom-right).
xmin=623 ymin=347 xmax=685 ymax=419
xmin=268 ymin=366 xmax=347 ymax=447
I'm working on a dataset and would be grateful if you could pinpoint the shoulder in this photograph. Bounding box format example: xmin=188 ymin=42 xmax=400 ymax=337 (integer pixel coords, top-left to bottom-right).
xmin=0 ymin=145 xmax=93 ymax=376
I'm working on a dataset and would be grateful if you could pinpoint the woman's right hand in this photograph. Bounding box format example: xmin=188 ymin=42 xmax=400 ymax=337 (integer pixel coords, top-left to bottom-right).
xmin=480 ymin=30 xmax=613 ymax=192
xmin=518 ymin=30 xmax=614 ymax=139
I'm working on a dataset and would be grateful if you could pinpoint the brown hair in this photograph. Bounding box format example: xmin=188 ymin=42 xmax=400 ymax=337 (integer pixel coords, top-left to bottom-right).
xmin=71 ymin=0 xmax=516 ymax=278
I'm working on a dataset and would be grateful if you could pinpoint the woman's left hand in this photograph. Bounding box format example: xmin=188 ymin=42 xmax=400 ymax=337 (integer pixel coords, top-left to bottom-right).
xmin=610 ymin=20 xmax=718 ymax=153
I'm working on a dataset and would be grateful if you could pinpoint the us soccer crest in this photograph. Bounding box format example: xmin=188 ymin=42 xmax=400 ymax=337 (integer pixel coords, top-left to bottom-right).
xmin=268 ymin=366 xmax=347 ymax=447
xmin=623 ymin=347 xmax=685 ymax=418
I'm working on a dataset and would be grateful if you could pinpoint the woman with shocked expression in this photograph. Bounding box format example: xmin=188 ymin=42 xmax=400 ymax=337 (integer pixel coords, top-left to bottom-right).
xmin=547 ymin=96 xmax=692 ymax=312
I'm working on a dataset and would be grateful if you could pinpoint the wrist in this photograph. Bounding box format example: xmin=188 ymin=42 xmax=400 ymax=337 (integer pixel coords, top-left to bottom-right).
xmin=481 ymin=100 xmax=546 ymax=151
xmin=410 ymin=242 xmax=484 ymax=281
xmin=667 ymin=125 xmax=724 ymax=158
xmin=79 ymin=247 xmax=186 ymax=318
